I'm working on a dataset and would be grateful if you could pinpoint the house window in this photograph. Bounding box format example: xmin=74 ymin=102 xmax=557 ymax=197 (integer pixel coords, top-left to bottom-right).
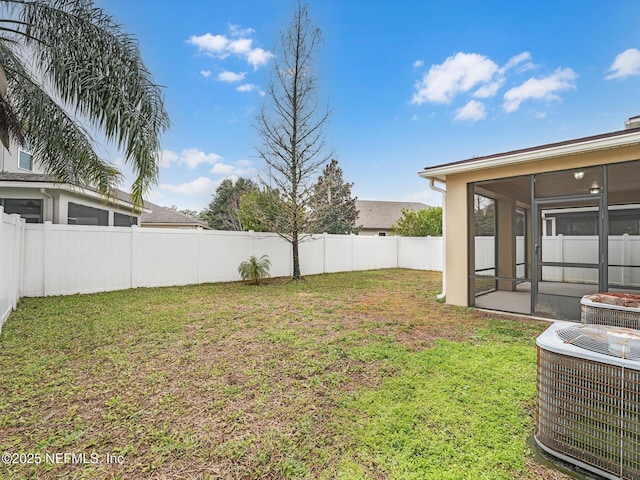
xmin=0 ymin=198 xmax=43 ymax=223
xmin=67 ymin=202 xmax=108 ymax=226
xmin=114 ymin=212 xmax=138 ymax=227
xmin=378 ymin=232 xmax=387 ymax=236
xmin=18 ymin=150 xmax=33 ymax=171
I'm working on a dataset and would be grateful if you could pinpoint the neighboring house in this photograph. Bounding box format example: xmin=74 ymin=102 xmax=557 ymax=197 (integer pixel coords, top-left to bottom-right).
xmin=419 ymin=115 xmax=640 ymax=321
xmin=140 ymin=201 xmax=210 ymax=229
xmin=0 ymin=144 xmax=209 ymax=229
xmin=0 ymin=144 xmax=142 ymax=226
xmin=356 ymin=200 xmax=429 ymax=236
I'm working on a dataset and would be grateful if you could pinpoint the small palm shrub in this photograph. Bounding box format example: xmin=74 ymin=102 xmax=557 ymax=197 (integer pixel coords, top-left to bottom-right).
xmin=238 ymin=255 xmax=271 ymax=285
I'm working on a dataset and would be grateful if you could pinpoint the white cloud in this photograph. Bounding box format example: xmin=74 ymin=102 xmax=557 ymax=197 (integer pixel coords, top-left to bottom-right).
xmin=606 ymin=48 xmax=640 ymax=79
xmin=158 ymin=176 xmax=221 ymax=196
xmin=200 ymin=70 xmax=212 ymax=78
xmin=158 ymin=150 xmax=179 ymax=168
xmin=229 ymin=24 xmax=255 ymax=37
xmin=217 ymin=70 xmax=246 ymax=82
xmin=413 ymin=59 xmax=424 ymax=68
xmin=473 ymin=79 xmax=504 ymax=98
xmin=228 ymin=38 xmax=253 ymax=55
xmin=503 ymin=67 xmax=577 ymax=112
xmin=411 ymin=51 xmax=534 ymax=107
xmin=210 ymin=160 xmax=255 ymax=176
xmin=246 ymin=48 xmax=274 ymax=68
xmin=188 ymin=26 xmax=273 ymax=69
xmin=501 ymin=52 xmax=533 ymax=73
xmin=159 ymin=148 xmax=224 ymax=169
xmin=181 ymin=148 xmax=224 ymax=169
xmin=210 ymin=163 xmax=237 ymax=175
xmin=188 ymin=33 xmax=228 ymax=55
xmin=454 ymin=100 xmax=487 ymax=122
xmin=236 ymin=83 xmax=265 ymax=96
xmin=411 ymin=52 xmax=499 ymax=104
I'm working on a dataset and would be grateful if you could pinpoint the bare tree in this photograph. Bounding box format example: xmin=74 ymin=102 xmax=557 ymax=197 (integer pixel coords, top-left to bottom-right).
xmin=255 ymin=1 xmax=331 ymax=280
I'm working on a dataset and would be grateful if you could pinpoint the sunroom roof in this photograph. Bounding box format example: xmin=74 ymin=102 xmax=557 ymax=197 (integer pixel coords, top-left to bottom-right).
xmin=419 ymin=126 xmax=640 ymax=182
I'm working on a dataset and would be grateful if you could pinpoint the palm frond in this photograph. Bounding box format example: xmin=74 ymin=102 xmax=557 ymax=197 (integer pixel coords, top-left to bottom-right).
xmin=0 ymin=0 xmax=169 ymax=207
xmin=2 ymin=44 xmax=121 ymax=195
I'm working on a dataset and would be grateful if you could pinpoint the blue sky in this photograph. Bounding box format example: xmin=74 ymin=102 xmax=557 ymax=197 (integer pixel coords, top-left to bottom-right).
xmin=95 ymin=0 xmax=640 ymax=211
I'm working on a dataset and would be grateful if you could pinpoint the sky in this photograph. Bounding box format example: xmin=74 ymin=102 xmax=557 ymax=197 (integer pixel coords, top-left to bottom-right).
xmin=94 ymin=0 xmax=640 ymax=211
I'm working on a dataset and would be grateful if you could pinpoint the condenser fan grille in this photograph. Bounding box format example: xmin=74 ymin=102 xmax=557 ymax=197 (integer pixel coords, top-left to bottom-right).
xmin=556 ymin=324 xmax=640 ymax=361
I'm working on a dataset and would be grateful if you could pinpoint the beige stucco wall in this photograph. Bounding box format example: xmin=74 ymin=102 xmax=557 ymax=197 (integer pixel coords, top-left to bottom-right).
xmin=443 ymin=144 xmax=640 ymax=306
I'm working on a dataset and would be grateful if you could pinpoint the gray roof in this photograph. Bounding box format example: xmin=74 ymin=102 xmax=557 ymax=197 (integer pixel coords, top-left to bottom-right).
xmin=140 ymin=200 xmax=210 ymax=228
xmin=355 ymin=200 xmax=429 ymax=230
xmin=0 ymin=172 xmax=53 ymax=182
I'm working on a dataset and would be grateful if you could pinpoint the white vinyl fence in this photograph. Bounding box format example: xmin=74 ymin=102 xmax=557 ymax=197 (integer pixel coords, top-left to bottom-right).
xmin=475 ymin=234 xmax=640 ymax=287
xmin=1 ymin=216 xmax=443 ymax=310
xmin=0 ymin=208 xmax=25 ymax=330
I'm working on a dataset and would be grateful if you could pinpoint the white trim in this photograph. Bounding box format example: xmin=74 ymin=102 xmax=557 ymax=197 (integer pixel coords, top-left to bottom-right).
xmin=418 ymin=130 xmax=640 ymax=180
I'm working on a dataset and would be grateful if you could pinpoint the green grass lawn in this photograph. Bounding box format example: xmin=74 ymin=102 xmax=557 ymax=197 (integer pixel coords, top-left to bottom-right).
xmin=0 ymin=269 xmax=569 ymax=479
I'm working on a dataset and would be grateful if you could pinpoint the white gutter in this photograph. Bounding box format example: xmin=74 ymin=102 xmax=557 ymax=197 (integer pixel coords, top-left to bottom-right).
xmin=418 ymin=129 xmax=640 ymax=180
xmin=40 ymin=188 xmax=53 ymax=222
xmin=429 ymin=178 xmax=446 ymax=301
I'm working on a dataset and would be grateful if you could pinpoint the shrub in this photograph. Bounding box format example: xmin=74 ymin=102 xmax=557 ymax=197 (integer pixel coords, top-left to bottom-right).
xmin=238 ymin=255 xmax=271 ymax=285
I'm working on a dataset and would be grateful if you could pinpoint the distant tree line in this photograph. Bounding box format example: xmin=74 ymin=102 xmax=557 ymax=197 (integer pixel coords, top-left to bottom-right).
xmin=196 ymin=158 xmax=360 ymax=235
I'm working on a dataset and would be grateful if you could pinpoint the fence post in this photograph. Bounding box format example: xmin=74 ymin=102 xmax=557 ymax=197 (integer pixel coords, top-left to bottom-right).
xmin=623 ymin=233 xmax=630 ymax=287
xmin=196 ymin=228 xmax=202 ymax=284
xmin=323 ymin=232 xmax=327 ymax=274
xmin=42 ymin=221 xmax=53 ymax=296
xmin=351 ymin=233 xmax=355 ymax=272
xmin=10 ymin=214 xmax=23 ymax=310
xmin=0 ymin=207 xmax=5 ymax=323
xmin=557 ymin=234 xmax=564 ymax=282
xmin=130 ymin=225 xmax=138 ymax=289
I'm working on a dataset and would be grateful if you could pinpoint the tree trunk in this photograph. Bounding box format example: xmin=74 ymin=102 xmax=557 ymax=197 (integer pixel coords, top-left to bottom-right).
xmin=292 ymin=230 xmax=301 ymax=280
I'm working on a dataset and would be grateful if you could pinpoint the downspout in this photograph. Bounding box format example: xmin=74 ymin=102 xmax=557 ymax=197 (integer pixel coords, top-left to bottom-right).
xmin=429 ymin=178 xmax=446 ymax=300
xmin=40 ymin=188 xmax=53 ymax=223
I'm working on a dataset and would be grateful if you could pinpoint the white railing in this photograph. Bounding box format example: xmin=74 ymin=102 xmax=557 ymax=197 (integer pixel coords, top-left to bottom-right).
xmin=17 ymin=223 xmax=443 ymax=298
xmin=0 ymin=207 xmax=25 ymax=330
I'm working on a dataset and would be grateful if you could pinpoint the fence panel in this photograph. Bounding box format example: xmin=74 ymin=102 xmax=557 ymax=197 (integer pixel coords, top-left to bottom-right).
xmin=299 ymin=235 xmax=325 ymax=276
xmin=14 ymin=226 xmax=445 ymax=300
xmin=198 ymin=230 xmax=253 ymax=283
xmin=323 ymin=235 xmax=354 ymax=273
xmin=43 ymin=224 xmax=133 ymax=295
xmin=352 ymin=235 xmax=378 ymax=271
xmin=375 ymin=236 xmax=399 ymax=269
xmin=132 ymin=227 xmax=199 ymax=288
xmin=0 ymin=208 xmax=25 ymax=330
xmin=398 ymin=236 xmax=442 ymax=270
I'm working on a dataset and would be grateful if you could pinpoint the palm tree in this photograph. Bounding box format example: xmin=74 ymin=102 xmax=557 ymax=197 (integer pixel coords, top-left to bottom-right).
xmin=238 ymin=255 xmax=271 ymax=285
xmin=0 ymin=0 xmax=169 ymax=207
